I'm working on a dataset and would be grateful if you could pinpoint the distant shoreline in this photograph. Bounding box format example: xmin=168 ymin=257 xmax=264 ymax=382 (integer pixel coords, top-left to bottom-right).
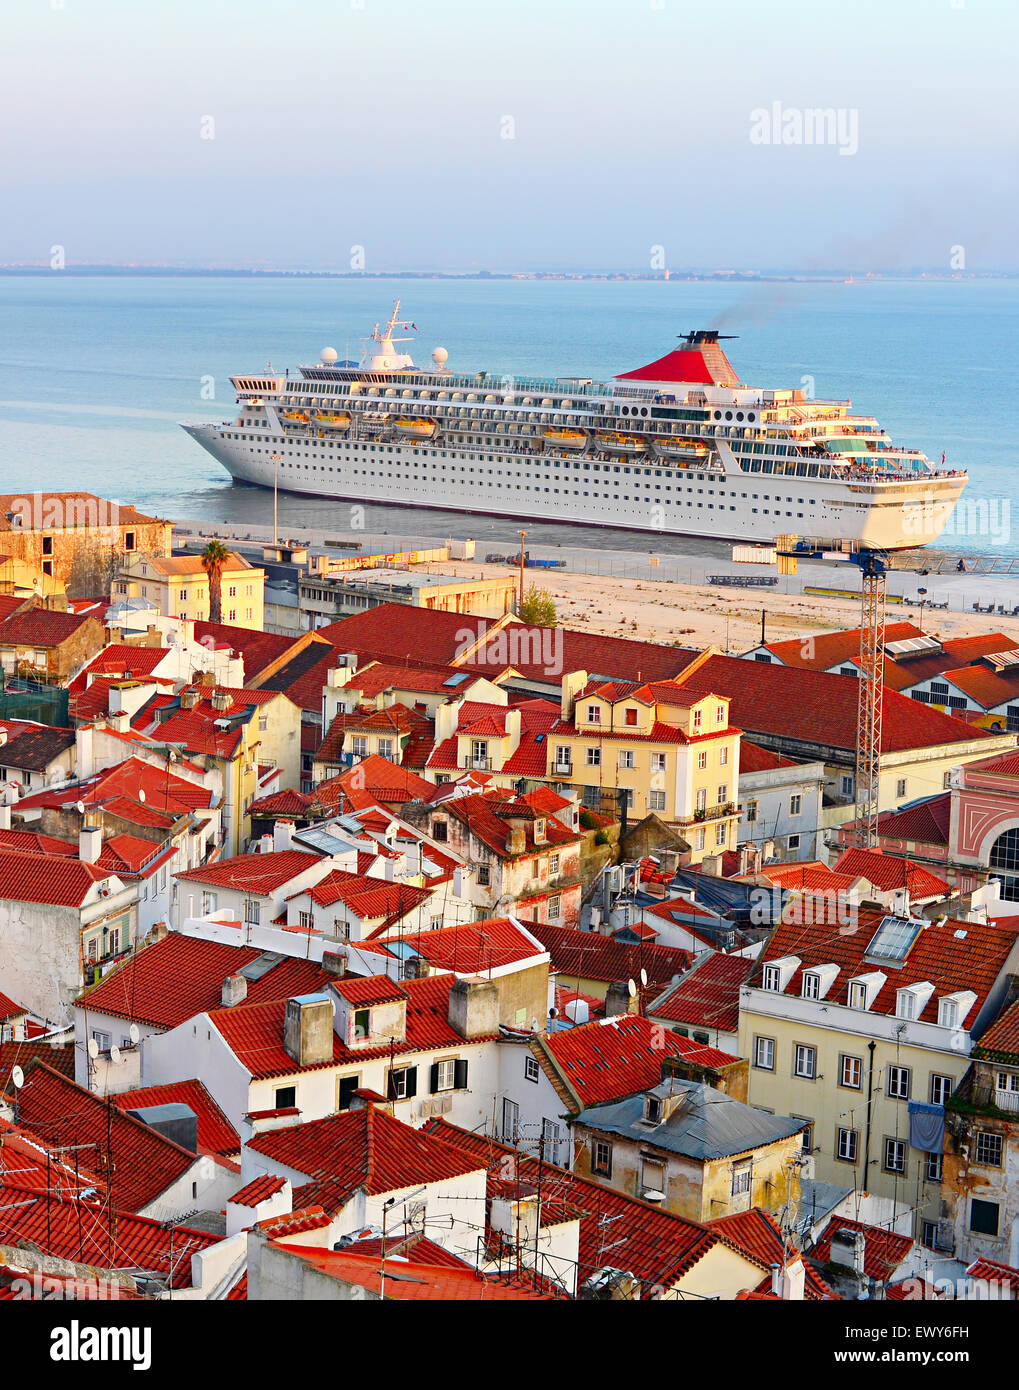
xmin=0 ymin=267 xmax=1014 ymax=283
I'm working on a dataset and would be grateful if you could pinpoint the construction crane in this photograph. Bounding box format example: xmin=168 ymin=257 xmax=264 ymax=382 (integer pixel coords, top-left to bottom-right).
xmin=775 ymin=539 xmax=889 ymax=848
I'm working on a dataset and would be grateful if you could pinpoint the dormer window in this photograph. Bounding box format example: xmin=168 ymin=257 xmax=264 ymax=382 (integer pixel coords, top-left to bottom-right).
xmin=716 ymin=704 xmax=725 ymax=725
xmin=692 ymin=709 xmax=702 ymax=730
xmin=586 ymin=704 xmax=601 ymax=724
xmin=761 ymin=955 xmax=800 ymax=994
xmin=897 ymin=989 xmax=916 ymax=1020
xmin=847 ymin=971 xmax=885 ymax=1011
xmin=938 ymin=990 xmax=976 ymax=1031
xmin=624 ymin=707 xmax=638 ymax=726
xmin=849 ymin=981 xmax=867 ymax=1010
xmin=644 ymin=1094 xmax=663 ymax=1125
xmin=939 ymin=999 xmax=958 ymax=1029
xmin=763 ymin=964 xmax=782 ymax=992
xmin=801 ymin=972 xmax=821 ymax=1000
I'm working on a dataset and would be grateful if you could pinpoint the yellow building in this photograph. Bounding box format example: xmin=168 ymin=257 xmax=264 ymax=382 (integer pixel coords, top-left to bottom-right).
xmin=738 ymin=906 xmax=1019 ymax=1242
xmin=116 ymin=553 xmax=264 ymax=629
xmin=546 ymin=667 xmax=741 ymax=864
xmin=0 ymin=553 xmax=66 ymax=603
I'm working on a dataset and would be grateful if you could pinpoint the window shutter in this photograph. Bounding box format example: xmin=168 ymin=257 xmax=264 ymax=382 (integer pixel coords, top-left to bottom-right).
xmin=386 ymin=1069 xmax=397 ymax=1101
xmin=429 ymin=1062 xmax=440 ymax=1094
xmin=454 ymin=1059 xmax=469 ymax=1090
xmin=405 ymin=1066 xmax=418 ymax=1099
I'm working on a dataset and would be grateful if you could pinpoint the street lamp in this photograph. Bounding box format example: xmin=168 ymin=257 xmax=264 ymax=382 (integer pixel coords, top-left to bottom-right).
xmin=517 ymin=530 xmax=528 ymax=613
xmin=270 ymin=455 xmax=284 ymax=549
xmin=917 ymin=586 xmax=928 ymax=633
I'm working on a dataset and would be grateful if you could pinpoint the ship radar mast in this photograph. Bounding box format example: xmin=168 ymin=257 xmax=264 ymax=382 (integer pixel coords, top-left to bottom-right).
xmin=359 ymin=300 xmax=418 ymax=373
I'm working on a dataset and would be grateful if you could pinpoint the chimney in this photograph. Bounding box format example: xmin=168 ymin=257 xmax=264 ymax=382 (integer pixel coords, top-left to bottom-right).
xmin=604 ymin=979 xmax=636 ymax=1018
xmin=106 ymin=711 xmax=130 ymax=734
xmin=0 ymin=804 xmax=10 ymax=831
xmin=79 ymin=822 xmax=102 ymax=865
xmin=320 ymin=949 xmax=346 ymax=977
xmin=222 ymin=973 xmax=248 ymax=1008
xmin=273 ymin=819 xmax=295 ymax=853
xmin=348 ymin=1089 xmax=394 ymax=1116
xmin=211 ymin=688 xmax=231 ymax=713
xmin=77 ymin=725 xmax=95 ymax=780
xmin=283 ymin=995 xmax=335 ymax=1067
xmin=560 ymin=669 xmax=588 ymax=723
xmin=181 ymin=687 xmax=200 ymax=711
xmin=448 ymin=978 xmax=499 ymax=1039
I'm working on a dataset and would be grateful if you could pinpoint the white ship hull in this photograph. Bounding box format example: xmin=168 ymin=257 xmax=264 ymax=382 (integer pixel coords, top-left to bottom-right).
xmin=182 ymin=421 xmax=965 ymax=549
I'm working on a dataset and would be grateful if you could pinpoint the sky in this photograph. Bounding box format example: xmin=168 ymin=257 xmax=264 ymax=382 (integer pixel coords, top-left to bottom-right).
xmin=1 ymin=0 xmax=1017 ymax=272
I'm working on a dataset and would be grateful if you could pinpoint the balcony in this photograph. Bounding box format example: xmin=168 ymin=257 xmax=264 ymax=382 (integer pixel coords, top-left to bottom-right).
xmin=553 ymin=759 xmax=573 ymax=776
xmin=680 ymin=801 xmax=739 ymax=825
xmin=462 ymin=756 xmax=493 ymax=771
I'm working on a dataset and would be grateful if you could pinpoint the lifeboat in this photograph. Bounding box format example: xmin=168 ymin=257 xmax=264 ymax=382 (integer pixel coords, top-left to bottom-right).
xmin=653 ymin=437 xmax=710 ymax=461
xmin=542 ymin=427 xmax=587 ymax=451
xmin=394 ymin=417 xmax=437 ymax=439
xmin=313 ymin=410 xmax=351 ymax=430
xmin=280 ymin=410 xmax=310 ymax=426
xmin=596 ymin=432 xmax=647 ymax=455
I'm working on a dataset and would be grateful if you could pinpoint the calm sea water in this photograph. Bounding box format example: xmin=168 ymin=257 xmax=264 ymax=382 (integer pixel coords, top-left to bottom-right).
xmin=0 ymin=275 xmax=1016 ymax=556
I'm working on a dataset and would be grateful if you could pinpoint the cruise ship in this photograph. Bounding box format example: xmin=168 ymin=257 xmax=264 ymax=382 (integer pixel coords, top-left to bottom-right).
xmin=182 ymin=303 xmax=967 ymax=549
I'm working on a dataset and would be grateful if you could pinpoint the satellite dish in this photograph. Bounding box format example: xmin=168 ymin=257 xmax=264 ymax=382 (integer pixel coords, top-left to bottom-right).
xmin=75 ymin=800 xmax=86 ymax=815
xmin=138 ymin=789 xmax=146 ymax=803
xmin=10 ymin=1065 xmax=24 ymax=1090
xmin=87 ymin=1037 xmax=99 ymax=1059
xmin=640 ymin=968 xmax=648 ymax=988
xmin=128 ymin=1023 xmax=140 ymax=1044
xmin=627 ymin=978 xmax=637 ymax=999
xmin=109 ymin=1045 xmax=123 ymax=1066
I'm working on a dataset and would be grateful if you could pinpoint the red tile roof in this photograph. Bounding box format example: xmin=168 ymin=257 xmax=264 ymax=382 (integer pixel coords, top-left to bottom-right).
xmin=14 ymin=755 xmax=214 ymax=825
xmin=77 ymin=931 xmax=331 ymax=1029
xmin=710 ymin=1209 xmax=836 ymax=1299
xmin=247 ymin=1105 xmax=486 ymax=1213
xmin=540 ymin=1013 xmax=737 ymax=1108
xmin=68 ymin=644 xmax=168 ymax=693
xmin=973 ymin=996 xmax=1019 ymax=1060
xmin=14 ymin=1064 xmax=199 ymax=1213
xmin=831 ymin=847 xmax=950 ymax=899
xmin=277 ymin=1241 xmax=556 ymax=1299
xmin=648 ymin=952 xmax=756 ymax=1032
xmin=0 ymin=848 xmax=111 ymax=907
xmin=0 ymin=724 xmax=75 ymax=772
xmin=176 ymin=849 xmax=321 ymax=895
xmin=873 ymin=793 xmax=951 ymax=847
xmin=392 ymin=917 xmax=547 ymax=973
xmin=0 ymin=828 xmax=77 ymax=860
xmin=965 ymin=1257 xmax=1019 ymax=1293
xmin=192 ymin=622 xmax=307 ymax=683
xmin=0 ymin=991 xmax=25 ymax=1022
xmin=810 ymin=1216 xmax=913 ymax=1283
xmin=336 ymin=755 xmax=434 ymax=809
xmin=755 ymin=908 xmax=1019 ymax=1025
xmin=0 ymin=608 xmax=97 ymax=648
xmin=210 ymin=973 xmax=482 ymax=1080
xmin=437 ymin=789 xmax=580 ymax=858
xmin=525 ymin=920 xmax=693 ymax=991
xmin=739 ymin=740 xmax=797 ymax=774
xmin=331 ymin=976 xmax=407 ymax=1007
xmin=0 ymin=1039 xmax=75 ymax=1095
xmin=940 ymin=662 xmax=1019 ymax=709
xmin=424 ymin=1118 xmax=746 ymax=1293
xmin=113 ymin=1079 xmax=239 ymax=1157
xmin=298 ymin=868 xmax=431 ymax=923
xmin=756 ymin=622 xmax=922 ymax=671
xmin=679 ymin=655 xmax=994 ymax=754
xmin=231 ymin=1173 xmax=287 ymax=1207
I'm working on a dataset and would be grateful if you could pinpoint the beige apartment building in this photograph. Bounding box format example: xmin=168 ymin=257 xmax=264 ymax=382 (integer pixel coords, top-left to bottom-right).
xmin=116 ymin=553 xmax=264 ymax=628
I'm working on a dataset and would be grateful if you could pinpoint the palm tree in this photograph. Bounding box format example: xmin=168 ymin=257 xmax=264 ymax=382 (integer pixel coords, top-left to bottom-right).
xmin=201 ymin=540 xmax=230 ymax=626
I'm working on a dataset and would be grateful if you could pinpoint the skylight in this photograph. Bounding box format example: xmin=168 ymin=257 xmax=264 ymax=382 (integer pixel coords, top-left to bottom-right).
xmin=238 ymin=951 xmax=284 ymax=982
xmin=864 ymin=915 xmax=925 ymax=964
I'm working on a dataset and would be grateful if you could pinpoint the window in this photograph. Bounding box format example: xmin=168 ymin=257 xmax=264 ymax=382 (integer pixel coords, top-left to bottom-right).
xmin=884 ymin=1138 xmax=907 ymax=1173
xmin=624 ymin=707 xmax=638 ymax=726
xmin=930 ymin=1074 xmax=953 ymax=1106
xmin=585 ymin=704 xmax=601 ymax=724
xmin=921 ymin=1219 xmax=939 ymax=1249
xmin=717 ymin=784 xmax=728 ymax=805
xmin=745 ymin=800 xmax=758 ymax=823
xmin=618 ymin=750 xmax=635 ymax=770
xmin=787 ymin=833 xmax=801 ymax=850
xmin=353 ymin=1008 xmax=370 ymax=1040
xmin=927 ymin=1152 xmax=943 ymax=1182
xmin=378 ymin=738 xmax=394 ymax=761
xmin=697 ymin=750 xmax=708 ymax=771
xmin=548 ymin=895 xmax=562 ymax=920
xmin=762 ymin=964 xmax=782 ymax=993
xmin=471 ymin=739 xmax=488 ymax=764
xmin=431 ymin=1058 xmax=458 ymax=1093
xmin=796 ymin=1120 xmax=814 ymax=1153
xmin=837 ymin=1127 xmax=859 ymax=1163
xmin=715 ymin=822 xmax=726 ymax=846
xmin=840 ymin=1055 xmax=863 ymax=1090
xmin=549 ymin=853 xmax=560 ymax=875
xmin=974 ymin=1131 xmax=1003 ymax=1167
xmin=801 ymin=972 xmax=820 ymax=1000
xmin=794 ymin=1045 xmax=816 ymax=1079
xmin=299 ymin=911 xmax=312 ymax=929
xmin=351 ymin=735 xmax=368 ymax=759
xmin=896 ymin=778 xmax=907 ymax=798
xmin=201 ymin=891 xmax=218 ymax=914
xmin=692 ymin=709 xmax=702 ymax=730
xmin=649 ymin=790 xmax=666 ymax=812
xmin=586 ymin=747 xmax=601 ymax=766
xmin=554 ymin=745 xmax=572 ymax=769
xmin=337 ymin=1074 xmax=360 ymax=1111
xmin=592 ymin=1140 xmax=612 ymax=1176
xmin=754 ymin=1037 xmax=775 ymax=1070
xmin=731 ymin=1160 xmax=752 ymax=1196
xmin=970 ymin=1198 xmax=999 ymax=1236
xmin=477 ymin=864 xmax=491 ymax=886
xmin=896 ymin=989 xmax=917 ymax=1020
xmin=640 ymin=1156 xmax=666 ymax=1196
xmin=848 ymin=981 xmax=868 ymax=1010
xmin=274 ymin=1086 xmax=296 ymax=1110
xmin=789 ymin=794 xmax=802 ymax=816
xmin=524 ymin=1056 xmax=540 ymax=1084
xmin=886 ymin=1065 xmax=911 ymax=1101
xmin=718 ymin=745 xmax=728 ymax=766
xmin=388 ymin=1065 xmax=418 ymax=1101
xmin=841 ymin=775 xmax=854 ymax=798
xmin=696 ymin=788 xmax=707 ymax=812
xmin=432 ymin=820 xmax=448 ymax=842
xmin=651 ymin=752 xmax=667 ymax=772
xmin=716 ymin=704 xmax=725 ymax=724
xmin=694 ymin=828 xmax=705 ymax=850
xmin=938 ymin=999 xmax=959 ymax=1029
